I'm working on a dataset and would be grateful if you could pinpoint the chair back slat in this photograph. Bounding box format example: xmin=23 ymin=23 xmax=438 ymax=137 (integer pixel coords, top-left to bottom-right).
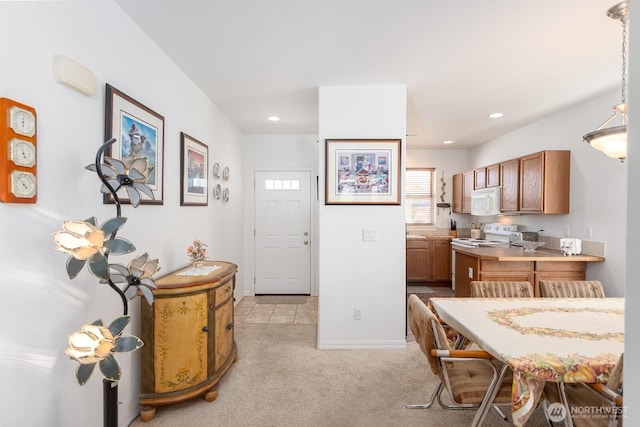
xmin=470 ymin=281 xmax=533 ymax=298
xmin=538 ymin=280 xmax=606 ymax=298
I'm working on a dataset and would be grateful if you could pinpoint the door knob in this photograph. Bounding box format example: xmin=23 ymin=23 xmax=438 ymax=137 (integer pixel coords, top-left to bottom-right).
xmin=304 ymin=240 xmax=309 ymax=245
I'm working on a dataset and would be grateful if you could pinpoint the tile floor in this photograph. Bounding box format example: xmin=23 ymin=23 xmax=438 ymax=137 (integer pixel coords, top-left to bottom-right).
xmin=235 ymin=295 xmax=318 ymax=324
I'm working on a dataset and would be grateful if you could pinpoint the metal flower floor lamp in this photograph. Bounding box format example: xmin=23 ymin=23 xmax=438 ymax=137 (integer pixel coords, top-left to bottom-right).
xmin=52 ymin=138 xmax=159 ymax=427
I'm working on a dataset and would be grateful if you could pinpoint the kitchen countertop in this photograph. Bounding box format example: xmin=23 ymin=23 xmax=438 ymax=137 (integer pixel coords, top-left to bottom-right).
xmin=407 ymin=234 xmax=452 ymax=240
xmin=452 ymin=245 xmax=605 ymax=262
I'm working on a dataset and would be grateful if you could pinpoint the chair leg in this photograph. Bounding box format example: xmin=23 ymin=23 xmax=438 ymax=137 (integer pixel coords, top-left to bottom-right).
xmin=406 ymin=381 xmax=444 ymax=409
xmin=471 ymin=364 xmax=510 ymax=427
xmin=492 ymin=405 xmax=507 ymax=420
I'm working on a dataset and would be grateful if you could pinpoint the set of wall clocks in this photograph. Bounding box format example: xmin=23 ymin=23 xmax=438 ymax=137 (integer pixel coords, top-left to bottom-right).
xmin=0 ymin=98 xmax=37 ymax=203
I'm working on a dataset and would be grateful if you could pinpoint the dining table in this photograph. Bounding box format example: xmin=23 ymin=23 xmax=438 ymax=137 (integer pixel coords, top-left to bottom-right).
xmin=429 ymin=297 xmax=624 ymax=427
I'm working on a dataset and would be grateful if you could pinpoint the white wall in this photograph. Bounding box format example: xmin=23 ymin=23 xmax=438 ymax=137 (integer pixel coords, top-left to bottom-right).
xmin=317 ymin=85 xmax=406 ymax=349
xmin=242 ymin=134 xmax=318 ymax=295
xmin=0 ymin=2 xmax=243 ymax=426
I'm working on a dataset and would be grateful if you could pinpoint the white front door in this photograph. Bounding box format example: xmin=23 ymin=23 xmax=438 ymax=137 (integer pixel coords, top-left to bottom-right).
xmin=254 ymin=170 xmax=311 ymax=294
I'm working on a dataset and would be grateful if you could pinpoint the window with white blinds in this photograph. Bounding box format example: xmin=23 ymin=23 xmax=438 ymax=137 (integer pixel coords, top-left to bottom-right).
xmin=405 ymin=168 xmax=435 ymax=225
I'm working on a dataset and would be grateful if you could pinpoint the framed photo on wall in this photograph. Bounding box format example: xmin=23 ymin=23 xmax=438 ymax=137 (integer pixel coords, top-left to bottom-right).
xmin=104 ymin=84 xmax=164 ymax=204
xmin=325 ymin=139 xmax=401 ymax=205
xmin=180 ymin=132 xmax=208 ymax=206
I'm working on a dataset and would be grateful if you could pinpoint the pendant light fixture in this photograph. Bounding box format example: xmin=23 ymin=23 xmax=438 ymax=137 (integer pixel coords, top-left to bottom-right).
xmin=583 ymin=1 xmax=629 ymax=162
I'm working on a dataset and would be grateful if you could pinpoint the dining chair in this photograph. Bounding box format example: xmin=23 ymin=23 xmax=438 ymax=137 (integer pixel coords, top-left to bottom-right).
xmin=543 ymin=354 xmax=623 ymax=427
xmin=470 ymin=281 xmax=534 ymax=298
xmin=405 ymin=294 xmax=512 ymax=425
xmin=538 ymin=280 xmax=606 ymax=298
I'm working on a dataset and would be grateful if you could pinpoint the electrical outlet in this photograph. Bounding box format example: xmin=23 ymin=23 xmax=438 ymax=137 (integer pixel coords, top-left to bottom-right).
xmin=354 ymin=308 xmax=362 ymax=320
xmin=468 ymin=267 xmax=473 ymax=279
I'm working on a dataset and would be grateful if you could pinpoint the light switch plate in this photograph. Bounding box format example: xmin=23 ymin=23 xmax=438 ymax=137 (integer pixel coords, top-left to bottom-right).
xmin=363 ymin=229 xmax=377 ymax=241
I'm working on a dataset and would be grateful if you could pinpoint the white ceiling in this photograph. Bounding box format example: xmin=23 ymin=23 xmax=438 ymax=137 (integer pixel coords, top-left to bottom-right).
xmin=114 ymin=0 xmax=624 ymax=149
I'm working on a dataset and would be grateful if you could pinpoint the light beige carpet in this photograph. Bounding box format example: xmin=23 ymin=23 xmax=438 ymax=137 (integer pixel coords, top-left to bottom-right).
xmin=129 ymin=322 xmax=549 ymax=426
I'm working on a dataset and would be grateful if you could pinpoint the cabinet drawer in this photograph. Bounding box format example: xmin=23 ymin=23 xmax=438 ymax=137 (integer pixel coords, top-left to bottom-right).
xmin=480 ymin=260 xmax=532 ymax=272
xmin=215 ymin=281 xmax=233 ymax=304
xmin=535 ymin=261 xmax=586 ymax=273
xmin=407 ymin=240 xmax=429 ymax=249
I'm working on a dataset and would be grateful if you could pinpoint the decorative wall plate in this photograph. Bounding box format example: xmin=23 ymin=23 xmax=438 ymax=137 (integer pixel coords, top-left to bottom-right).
xmin=222 ymin=166 xmax=230 ymax=180
xmin=222 ymin=187 xmax=229 ymax=202
xmin=212 ymin=162 xmax=220 ymax=179
xmin=213 ymin=184 xmax=222 ymax=200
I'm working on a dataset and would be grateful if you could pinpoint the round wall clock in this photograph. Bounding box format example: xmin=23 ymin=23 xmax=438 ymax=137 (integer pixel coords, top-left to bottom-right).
xmin=9 ymin=139 xmax=36 ymax=167
xmin=10 ymin=171 xmax=37 ymax=198
xmin=9 ymin=106 xmax=36 ymax=137
xmin=0 ymin=98 xmax=38 ymax=203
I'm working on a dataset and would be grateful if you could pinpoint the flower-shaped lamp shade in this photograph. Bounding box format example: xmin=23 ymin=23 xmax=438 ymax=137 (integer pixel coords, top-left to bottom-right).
xmin=52 ymin=217 xmax=135 ymax=280
xmin=85 ymin=156 xmax=154 ymax=207
xmin=65 ymin=316 xmax=143 ymax=385
xmin=108 ymin=253 xmax=160 ymax=305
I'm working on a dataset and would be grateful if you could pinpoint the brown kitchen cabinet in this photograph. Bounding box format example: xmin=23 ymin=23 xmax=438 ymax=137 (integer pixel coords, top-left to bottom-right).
xmin=139 ymin=261 xmax=238 ymax=421
xmin=486 ymin=163 xmax=500 ymax=187
xmin=407 ymin=238 xmax=451 ymax=283
xmin=474 ymin=167 xmax=486 ymax=189
xmin=452 ymin=173 xmax=462 ymax=213
xmin=500 ymin=158 xmax=520 ymax=212
xmin=519 ymin=151 xmax=570 ymax=213
xmin=452 ymin=170 xmax=475 ymax=214
xmin=462 ymin=171 xmax=474 ymax=213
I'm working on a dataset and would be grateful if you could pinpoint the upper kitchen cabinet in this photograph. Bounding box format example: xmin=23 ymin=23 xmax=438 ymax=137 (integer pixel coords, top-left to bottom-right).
xmin=486 ymin=164 xmax=500 ymax=187
xmin=474 ymin=167 xmax=486 ymax=189
xmin=452 ymin=173 xmax=462 ymax=213
xmin=462 ymin=171 xmax=474 ymax=213
xmin=500 ymin=158 xmax=520 ymax=212
xmin=452 ymin=171 xmax=474 ymax=214
xmin=519 ymin=151 xmax=570 ymax=214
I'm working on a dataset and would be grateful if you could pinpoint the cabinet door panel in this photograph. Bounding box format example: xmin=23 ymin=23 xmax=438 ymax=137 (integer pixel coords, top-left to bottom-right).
xmin=406 ymin=248 xmax=429 ymax=281
xmin=474 ymin=168 xmax=486 ymax=189
xmin=486 ymin=164 xmax=500 ymax=187
xmin=519 ymin=152 xmax=544 ymax=211
xmin=215 ymin=298 xmax=234 ymax=371
xmin=431 ymin=240 xmax=451 ymax=282
xmin=154 ymin=292 xmax=208 ymax=393
xmin=452 ymin=174 xmax=462 ymax=213
xmin=462 ymin=171 xmax=474 ymax=213
xmin=500 ymin=159 xmax=519 ymax=212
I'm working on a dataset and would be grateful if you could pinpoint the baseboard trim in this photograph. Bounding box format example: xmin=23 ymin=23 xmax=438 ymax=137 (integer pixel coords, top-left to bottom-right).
xmin=317 ymin=340 xmax=407 ymax=350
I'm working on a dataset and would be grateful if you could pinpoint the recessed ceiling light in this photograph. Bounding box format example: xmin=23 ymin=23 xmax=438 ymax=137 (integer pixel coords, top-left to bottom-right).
xmin=267 ymin=116 xmax=280 ymax=122
xmin=443 ymin=140 xmax=454 ymax=145
xmin=489 ymin=112 xmax=504 ymax=119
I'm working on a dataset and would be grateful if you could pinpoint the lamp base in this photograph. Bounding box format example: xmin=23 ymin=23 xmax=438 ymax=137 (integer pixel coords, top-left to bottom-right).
xmin=104 ymin=379 xmax=118 ymax=427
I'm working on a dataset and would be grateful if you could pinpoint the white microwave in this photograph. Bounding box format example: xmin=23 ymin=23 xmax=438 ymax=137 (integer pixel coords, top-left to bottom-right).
xmin=471 ymin=187 xmax=501 ymax=216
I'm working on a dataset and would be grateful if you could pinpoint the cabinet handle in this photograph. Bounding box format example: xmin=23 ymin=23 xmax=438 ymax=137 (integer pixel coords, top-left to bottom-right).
xmin=202 ymin=326 xmax=209 ymax=332
xmin=226 ymin=323 xmax=234 ymax=330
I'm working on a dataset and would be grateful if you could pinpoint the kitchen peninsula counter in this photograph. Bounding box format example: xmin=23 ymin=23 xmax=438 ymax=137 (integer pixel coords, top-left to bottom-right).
xmin=452 ymin=245 xmax=605 ymax=296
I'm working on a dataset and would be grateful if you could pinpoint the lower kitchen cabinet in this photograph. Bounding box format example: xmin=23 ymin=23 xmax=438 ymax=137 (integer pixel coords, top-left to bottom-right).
xmin=139 ymin=261 xmax=238 ymax=421
xmin=407 ymin=238 xmax=451 ymax=283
